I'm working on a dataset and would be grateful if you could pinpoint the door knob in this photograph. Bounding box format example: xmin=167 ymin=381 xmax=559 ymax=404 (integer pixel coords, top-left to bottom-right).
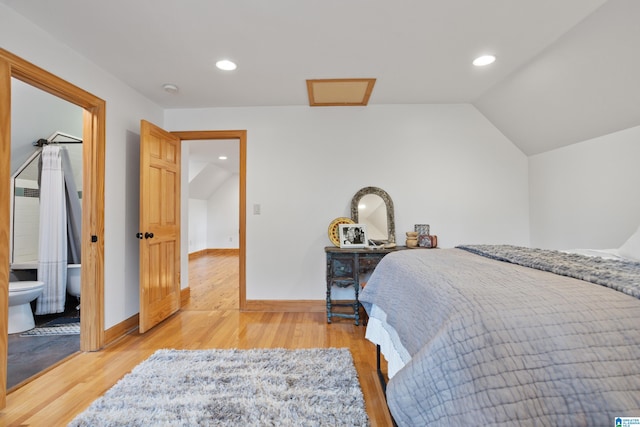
xmin=145 ymin=232 xmax=154 ymax=239
xmin=136 ymin=232 xmax=143 ymax=239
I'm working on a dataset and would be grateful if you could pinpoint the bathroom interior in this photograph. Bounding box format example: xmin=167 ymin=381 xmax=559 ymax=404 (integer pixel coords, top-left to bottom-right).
xmin=7 ymin=77 xmax=83 ymax=389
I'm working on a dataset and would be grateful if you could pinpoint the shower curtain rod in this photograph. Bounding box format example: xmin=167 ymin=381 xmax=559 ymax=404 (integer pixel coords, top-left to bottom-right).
xmin=33 ymin=131 xmax=83 ymax=146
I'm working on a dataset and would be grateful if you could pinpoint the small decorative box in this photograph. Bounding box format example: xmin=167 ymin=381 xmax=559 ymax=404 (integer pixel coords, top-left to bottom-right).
xmin=414 ymin=224 xmax=430 ymax=236
xmin=418 ymin=234 xmax=432 ymax=248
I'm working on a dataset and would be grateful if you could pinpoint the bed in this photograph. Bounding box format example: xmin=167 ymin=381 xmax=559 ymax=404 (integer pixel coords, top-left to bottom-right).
xmin=359 ymin=234 xmax=640 ymax=425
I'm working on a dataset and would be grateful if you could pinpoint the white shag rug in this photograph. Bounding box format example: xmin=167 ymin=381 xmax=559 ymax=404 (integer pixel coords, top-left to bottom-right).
xmin=68 ymin=348 xmax=369 ymax=427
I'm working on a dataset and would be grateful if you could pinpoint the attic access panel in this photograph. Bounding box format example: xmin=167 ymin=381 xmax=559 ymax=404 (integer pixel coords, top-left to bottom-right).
xmin=306 ymin=78 xmax=376 ymax=106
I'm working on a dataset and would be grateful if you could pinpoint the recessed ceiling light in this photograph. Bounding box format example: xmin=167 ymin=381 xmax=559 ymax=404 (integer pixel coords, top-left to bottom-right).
xmin=162 ymin=83 xmax=179 ymax=93
xmin=218 ymin=156 xmax=228 ymax=160
xmin=216 ymin=60 xmax=237 ymax=71
xmin=473 ymin=55 xmax=496 ymax=66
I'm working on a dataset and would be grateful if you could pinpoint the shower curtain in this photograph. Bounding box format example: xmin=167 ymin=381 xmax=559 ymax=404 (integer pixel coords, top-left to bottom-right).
xmin=36 ymin=145 xmax=82 ymax=315
xmin=62 ymin=147 xmax=82 ymax=264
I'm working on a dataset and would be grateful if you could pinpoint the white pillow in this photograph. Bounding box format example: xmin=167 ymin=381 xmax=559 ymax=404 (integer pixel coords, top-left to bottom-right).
xmin=618 ymin=225 xmax=640 ymax=261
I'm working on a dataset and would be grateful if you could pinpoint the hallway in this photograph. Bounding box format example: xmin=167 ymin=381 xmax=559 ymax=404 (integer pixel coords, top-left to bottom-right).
xmin=184 ymin=249 xmax=239 ymax=311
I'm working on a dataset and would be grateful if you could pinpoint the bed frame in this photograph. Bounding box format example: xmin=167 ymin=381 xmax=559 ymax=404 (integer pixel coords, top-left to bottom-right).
xmin=376 ymin=344 xmax=398 ymax=426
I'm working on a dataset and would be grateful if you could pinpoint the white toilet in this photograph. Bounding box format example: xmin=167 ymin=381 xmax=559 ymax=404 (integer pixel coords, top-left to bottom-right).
xmin=8 ymin=281 xmax=45 ymax=334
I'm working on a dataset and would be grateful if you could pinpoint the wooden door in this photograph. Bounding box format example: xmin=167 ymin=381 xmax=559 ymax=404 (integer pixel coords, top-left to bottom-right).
xmin=139 ymin=120 xmax=181 ymax=333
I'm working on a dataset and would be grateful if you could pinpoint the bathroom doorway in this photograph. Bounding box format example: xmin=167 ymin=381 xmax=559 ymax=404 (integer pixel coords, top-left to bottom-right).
xmin=6 ymin=77 xmax=84 ymax=390
xmin=1 ymin=48 xmax=106 ymax=408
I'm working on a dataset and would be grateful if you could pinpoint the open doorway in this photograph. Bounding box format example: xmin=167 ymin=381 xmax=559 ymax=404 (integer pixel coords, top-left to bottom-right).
xmin=7 ymin=78 xmax=84 ymax=390
xmin=137 ymin=124 xmax=246 ymax=332
xmin=1 ymin=48 xmax=105 ymax=408
xmin=184 ymin=139 xmax=240 ymax=311
xmin=170 ymin=130 xmax=247 ymax=312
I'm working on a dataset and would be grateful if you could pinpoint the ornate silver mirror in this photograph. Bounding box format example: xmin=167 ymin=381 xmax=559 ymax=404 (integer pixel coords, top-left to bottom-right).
xmin=350 ymin=186 xmax=395 ymax=244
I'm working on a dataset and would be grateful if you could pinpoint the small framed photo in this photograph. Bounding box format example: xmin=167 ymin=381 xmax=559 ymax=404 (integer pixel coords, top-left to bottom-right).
xmin=339 ymin=224 xmax=368 ymax=248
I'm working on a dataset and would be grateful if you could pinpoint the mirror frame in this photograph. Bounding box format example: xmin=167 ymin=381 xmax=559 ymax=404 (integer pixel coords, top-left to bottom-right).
xmin=350 ymin=186 xmax=395 ymax=244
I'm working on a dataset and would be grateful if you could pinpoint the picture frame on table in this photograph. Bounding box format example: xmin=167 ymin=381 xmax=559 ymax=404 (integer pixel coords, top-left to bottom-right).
xmin=339 ymin=224 xmax=368 ymax=248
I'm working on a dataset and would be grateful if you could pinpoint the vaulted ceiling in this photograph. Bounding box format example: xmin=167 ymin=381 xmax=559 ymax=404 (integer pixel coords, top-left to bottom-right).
xmin=2 ymin=0 xmax=638 ymax=155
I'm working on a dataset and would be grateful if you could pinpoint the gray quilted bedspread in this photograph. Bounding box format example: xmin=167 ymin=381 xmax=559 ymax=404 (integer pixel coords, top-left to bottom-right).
xmin=359 ymin=248 xmax=640 ymax=426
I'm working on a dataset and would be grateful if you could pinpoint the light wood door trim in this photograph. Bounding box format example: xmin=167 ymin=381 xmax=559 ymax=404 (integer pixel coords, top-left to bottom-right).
xmin=0 ymin=48 xmax=106 ymax=409
xmin=0 ymin=55 xmax=11 ymax=411
xmin=171 ymin=130 xmax=247 ymax=310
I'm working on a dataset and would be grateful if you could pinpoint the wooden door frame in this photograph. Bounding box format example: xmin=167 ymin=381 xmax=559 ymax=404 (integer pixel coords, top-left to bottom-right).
xmin=0 ymin=49 xmax=105 ymax=408
xmin=172 ymin=131 xmax=246 ymax=310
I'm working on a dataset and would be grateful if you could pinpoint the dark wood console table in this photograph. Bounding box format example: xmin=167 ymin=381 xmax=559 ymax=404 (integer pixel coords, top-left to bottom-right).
xmin=325 ymin=246 xmax=406 ymax=325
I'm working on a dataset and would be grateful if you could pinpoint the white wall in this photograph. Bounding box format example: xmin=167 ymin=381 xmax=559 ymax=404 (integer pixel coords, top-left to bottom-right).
xmin=166 ymin=104 xmax=530 ymax=301
xmin=2 ymin=4 xmax=164 ymax=328
xmin=207 ymin=174 xmax=240 ymax=249
xmin=187 ymin=182 xmax=239 ymax=253
xmin=529 ymin=124 xmax=640 ymax=250
xmin=188 ymin=199 xmax=208 ymax=253
xmin=10 ymin=79 xmax=83 ymax=174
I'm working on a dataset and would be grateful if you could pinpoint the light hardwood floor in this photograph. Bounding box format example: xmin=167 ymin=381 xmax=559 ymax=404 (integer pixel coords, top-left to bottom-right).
xmin=1 ymin=251 xmax=393 ymax=426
